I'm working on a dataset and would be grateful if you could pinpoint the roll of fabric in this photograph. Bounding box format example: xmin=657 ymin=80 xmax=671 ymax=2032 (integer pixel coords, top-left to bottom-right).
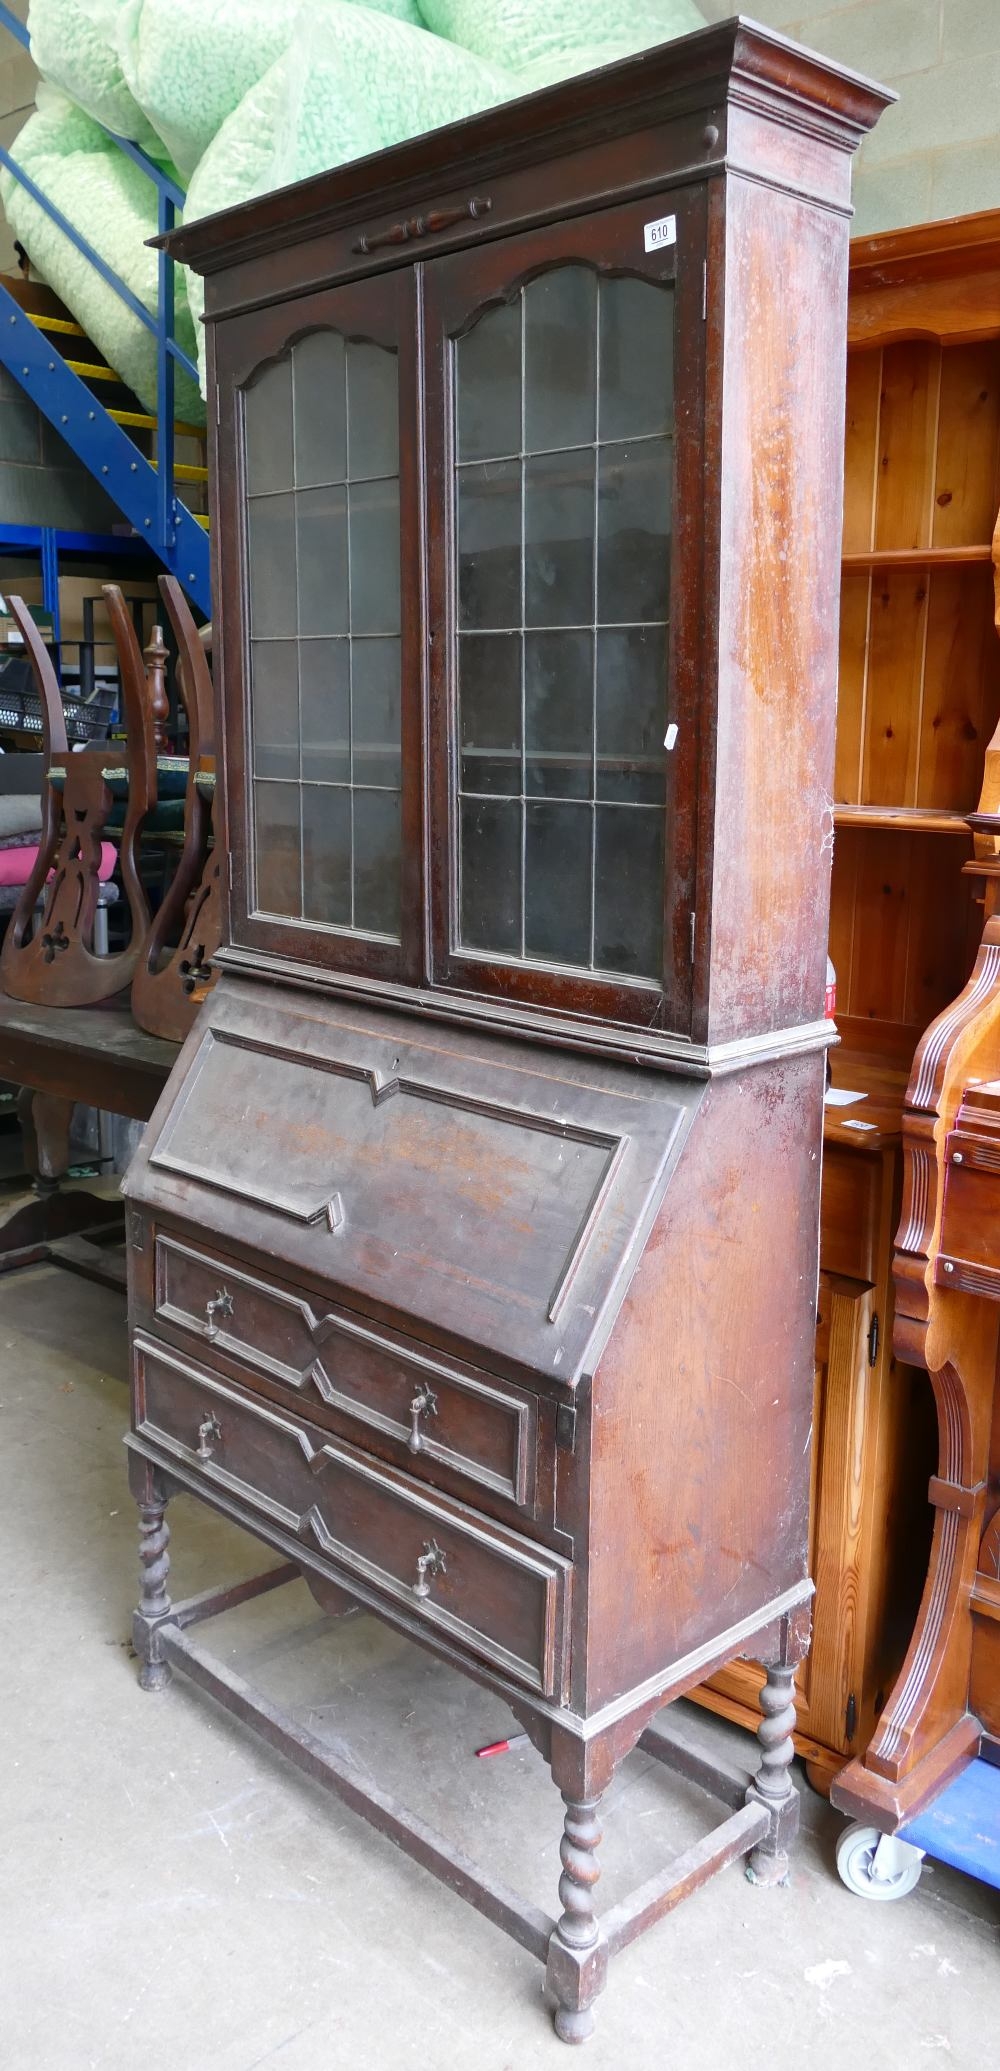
xmin=0 ymin=838 xmax=117 ymax=885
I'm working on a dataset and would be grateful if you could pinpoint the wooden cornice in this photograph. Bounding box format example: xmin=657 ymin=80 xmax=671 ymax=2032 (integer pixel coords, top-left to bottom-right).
xmin=161 ymin=17 xmax=892 ymax=277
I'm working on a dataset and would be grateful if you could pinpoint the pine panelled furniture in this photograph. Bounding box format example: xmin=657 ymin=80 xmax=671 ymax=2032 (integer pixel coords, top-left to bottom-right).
xmin=698 ymin=210 xmax=1000 ymax=1790
xmin=833 ymin=686 xmax=1000 ymax=1829
xmin=123 ymin=23 xmax=888 ymax=2042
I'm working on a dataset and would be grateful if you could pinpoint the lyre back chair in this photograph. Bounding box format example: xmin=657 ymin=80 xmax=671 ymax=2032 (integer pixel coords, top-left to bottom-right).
xmin=0 ymin=593 xmax=154 ymax=1005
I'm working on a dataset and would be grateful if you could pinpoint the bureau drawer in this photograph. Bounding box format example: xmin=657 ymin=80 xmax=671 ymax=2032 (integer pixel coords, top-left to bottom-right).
xmin=153 ymin=1233 xmax=538 ymax=1513
xmin=133 ymin=1336 xmax=569 ymax=1699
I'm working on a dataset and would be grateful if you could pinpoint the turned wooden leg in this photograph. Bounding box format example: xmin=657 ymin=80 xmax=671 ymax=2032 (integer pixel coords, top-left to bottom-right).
xmin=545 ymin=1794 xmax=608 ymax=2044
xmin=18 ymin=1086 xmax=73 ymax=1196
xmin=745 ymin=1661 xmax=799 ymax=1886
xmin=134 ymin=1485 xmax=173 ymax=1692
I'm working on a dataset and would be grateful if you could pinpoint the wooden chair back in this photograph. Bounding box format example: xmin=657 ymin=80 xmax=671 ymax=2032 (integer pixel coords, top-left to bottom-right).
xmin=130 ymin=575 xmax=221 ymax=1041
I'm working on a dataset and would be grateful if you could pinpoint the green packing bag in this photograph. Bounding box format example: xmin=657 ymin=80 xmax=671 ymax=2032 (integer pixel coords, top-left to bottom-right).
xmin=0 ymin=84 xmax=203 ymax=422
xmin=418 ymin=0 xmax=705 ymax=73
xmin=182 ymin=3 xmax=516 ymax=387
xmin=27 ymin=0 xmax=167 ymax=159
xmin=115 ymin=0 xmax=426 ymax=178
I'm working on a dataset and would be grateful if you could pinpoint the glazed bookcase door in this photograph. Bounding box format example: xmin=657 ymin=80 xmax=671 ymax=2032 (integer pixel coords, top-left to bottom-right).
xmin=423 ymin=189 xmax=705 ymax=1034
xmin=215 ymin=269 xmax=423 ymax=982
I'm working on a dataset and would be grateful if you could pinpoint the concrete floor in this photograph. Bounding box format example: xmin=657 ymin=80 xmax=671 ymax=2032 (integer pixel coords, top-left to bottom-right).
xmin=1 ymin=1263 xmax=998 ymax=2071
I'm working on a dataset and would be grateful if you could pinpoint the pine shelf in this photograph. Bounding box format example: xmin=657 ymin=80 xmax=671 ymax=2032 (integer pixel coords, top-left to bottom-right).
xmin=833 ymin=804 xmax=973 ymax=834
xmin=842 ymin=545 xmax=993 ymax=570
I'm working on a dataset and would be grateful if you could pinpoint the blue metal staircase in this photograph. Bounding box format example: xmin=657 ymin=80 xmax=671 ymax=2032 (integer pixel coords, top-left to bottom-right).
xmin=0 ymin=3 xmax=211 ymax=617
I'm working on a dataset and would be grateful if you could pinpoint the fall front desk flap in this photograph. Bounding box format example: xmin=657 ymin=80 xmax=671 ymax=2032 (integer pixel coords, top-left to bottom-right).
xmin=124 ymin=979 xmax=700 ymax=1386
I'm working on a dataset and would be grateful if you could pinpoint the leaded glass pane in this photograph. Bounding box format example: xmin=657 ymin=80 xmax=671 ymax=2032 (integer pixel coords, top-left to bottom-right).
xmin=459 ymin=795 xmax=521 ymax=955
xmin=254 ymin=780 xmax=301 ymax=917
xmin=524 ymin=631 xmax=593 ymax=800
xmin=457 ymin=295 xmax=521 ymax=462
xmin=523 ymin=269 xmax=597 ymax=451
xmin=293 ymin=331 xmax=346 ymax=487
xmin=458 ymin=459 xmax=521 ymax=630
xmin=302 ymin=783 xmax=351 ymax=927
xmin=524 ymin=450 xmax=595 ymax=627
xmin=250 ymin=641 xmax=298 ymax=781
xmin=459 ymin=634 xmax=521 ymax=796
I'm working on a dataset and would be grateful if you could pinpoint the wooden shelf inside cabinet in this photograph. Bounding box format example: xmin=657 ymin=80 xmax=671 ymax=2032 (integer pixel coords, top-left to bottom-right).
xmin=833 ymin=804 xmax=973 ymax=834
xmin=842 ymin=546 xmax=994 ymax=569
xmin=822 ymin=1039 xmax=908 ymax=1152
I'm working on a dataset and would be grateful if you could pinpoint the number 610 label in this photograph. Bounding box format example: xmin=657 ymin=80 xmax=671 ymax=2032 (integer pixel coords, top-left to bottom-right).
xmin=643 ymin=214 xmax=676 ymax=253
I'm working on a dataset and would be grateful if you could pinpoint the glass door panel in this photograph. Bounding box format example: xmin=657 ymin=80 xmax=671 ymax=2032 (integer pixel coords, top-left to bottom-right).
xmin=242 ymin=323 xmax=404 ymax=948
xmin=453 ymin=265 xmax=673 ymax=984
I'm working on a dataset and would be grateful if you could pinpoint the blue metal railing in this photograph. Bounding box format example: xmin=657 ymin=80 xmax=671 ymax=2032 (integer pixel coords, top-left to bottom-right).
xmin=0 ymin=0 xmax=197 ymax=561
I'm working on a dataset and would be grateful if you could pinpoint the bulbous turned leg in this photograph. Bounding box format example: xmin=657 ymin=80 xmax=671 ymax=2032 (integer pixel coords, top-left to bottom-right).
xmin=134 ymin=1490 xmax=173 ymax=1693
xmin=545 ymin=1795 xmax=607 ymax=2044
xmin=746 ymin=1661 xmax=799 ymax=1886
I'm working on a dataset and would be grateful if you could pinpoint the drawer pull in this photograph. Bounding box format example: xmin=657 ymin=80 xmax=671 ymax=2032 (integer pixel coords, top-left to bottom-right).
xmin=196 ymin=1412 xmax=222 ymax=1460
xmin=407 ymin=1383 xmax=439 ymax=1454
xmin=413 ymin=1538 xmax=447 ymax=1600
xmin=204 ymin=1288 xmax=234 ymax=1338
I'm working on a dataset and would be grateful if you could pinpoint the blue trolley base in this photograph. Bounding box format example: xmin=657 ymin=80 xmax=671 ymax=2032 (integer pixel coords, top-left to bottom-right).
xmin=901 ymin=1756 xmax=1000 ymax=1893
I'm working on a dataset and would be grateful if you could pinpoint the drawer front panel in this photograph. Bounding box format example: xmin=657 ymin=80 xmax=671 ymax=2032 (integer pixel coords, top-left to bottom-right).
xmin=154 ymin=1234 xmax=537 ymax=1510
xmin=937 ymin=1136 xmax=1000 ymax=1291
xmin=821 ymin=1146 xmax=879 ymax=1282
xmin=134 ymin=1337 xmax=568 ymax=1698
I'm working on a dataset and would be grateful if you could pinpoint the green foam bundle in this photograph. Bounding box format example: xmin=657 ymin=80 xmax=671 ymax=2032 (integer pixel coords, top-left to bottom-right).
xmin=0 ymin=83 xmax=203 ymax=420
xmin=15 ymin=0 xmax=706 ymax=406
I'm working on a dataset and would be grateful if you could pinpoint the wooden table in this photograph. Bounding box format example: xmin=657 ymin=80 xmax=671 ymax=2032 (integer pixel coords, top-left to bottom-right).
xmin=0 ymin=993 xmax=176 ymax=1280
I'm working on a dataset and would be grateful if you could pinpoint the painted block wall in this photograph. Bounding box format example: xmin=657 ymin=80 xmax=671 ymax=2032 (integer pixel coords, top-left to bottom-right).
xmin=0 ymin=0 xmax=32 ymax=277
xmin=699 ymin=0 xmax=1000 ymax=235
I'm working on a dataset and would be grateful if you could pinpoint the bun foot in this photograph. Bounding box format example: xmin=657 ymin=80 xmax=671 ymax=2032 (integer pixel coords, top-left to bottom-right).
xmin=553 ymin=2003 xmax=596 ymax=2045
xmin=137 ymin=1656 xmax=172 ymax=1694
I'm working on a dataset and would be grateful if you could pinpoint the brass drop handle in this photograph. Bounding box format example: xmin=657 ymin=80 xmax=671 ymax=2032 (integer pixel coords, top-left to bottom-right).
xmin=204 ymin=1288 xmax=234 ymax=1339
xmin=413 ymin=1539 xmax=447 ymax=1600
xmin=196 ymin=1413 xmax=222 ymax=1461
xmin=408 ymin=1383 xmax=439 ymax=1454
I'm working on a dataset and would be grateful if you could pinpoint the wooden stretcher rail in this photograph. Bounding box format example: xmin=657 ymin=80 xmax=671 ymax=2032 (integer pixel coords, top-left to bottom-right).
xmin=150 ymin=1562 xmax=772 ymax=1981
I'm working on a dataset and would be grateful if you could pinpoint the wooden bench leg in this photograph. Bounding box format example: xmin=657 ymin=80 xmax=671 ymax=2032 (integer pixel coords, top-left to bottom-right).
xmin=0 ymin=1087 xmax=123 ymax=1273
xmin=20 ymin=1086 xmax=72 ymax=1192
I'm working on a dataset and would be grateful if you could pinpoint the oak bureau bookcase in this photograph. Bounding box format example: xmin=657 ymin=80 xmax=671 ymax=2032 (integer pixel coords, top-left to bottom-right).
xmin=122 ymin=20 xmax=889 ymax=2041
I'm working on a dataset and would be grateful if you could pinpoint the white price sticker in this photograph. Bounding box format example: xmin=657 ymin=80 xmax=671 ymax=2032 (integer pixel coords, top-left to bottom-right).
xmin=643 ymin=214 xmax=676 ymax=254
